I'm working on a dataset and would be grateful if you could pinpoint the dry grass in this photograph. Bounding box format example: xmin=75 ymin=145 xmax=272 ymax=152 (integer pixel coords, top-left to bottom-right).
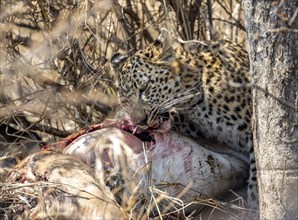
xmin=0 ymin=0 xmax=247 ymax=219
xmin=0 ymin=0 xmax=246 ymax=152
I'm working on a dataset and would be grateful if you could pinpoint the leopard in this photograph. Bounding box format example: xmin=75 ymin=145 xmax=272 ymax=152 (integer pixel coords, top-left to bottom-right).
xmin=111 ymin=28 xmax=258 ymax=218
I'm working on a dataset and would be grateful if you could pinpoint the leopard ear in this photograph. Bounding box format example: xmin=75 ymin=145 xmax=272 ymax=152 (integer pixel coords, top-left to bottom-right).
xmin=111 ymin=52 xmax=128 ymax=70
xmin=155 ymin=28 xmax=169 ymax=45
xmin=154 ymin=28 xmax=176 ymax=62
xmin=153 ymin=28 xmax=172 ymax=50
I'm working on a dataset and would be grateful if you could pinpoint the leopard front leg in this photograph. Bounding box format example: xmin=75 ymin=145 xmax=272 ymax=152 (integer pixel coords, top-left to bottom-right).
xmin=246 ymin=139 xmax=259 ymax=219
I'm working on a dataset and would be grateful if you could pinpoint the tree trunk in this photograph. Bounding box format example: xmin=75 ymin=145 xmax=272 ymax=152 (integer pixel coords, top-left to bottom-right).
xmin=243 ymin=1 xmax=298 ymax=219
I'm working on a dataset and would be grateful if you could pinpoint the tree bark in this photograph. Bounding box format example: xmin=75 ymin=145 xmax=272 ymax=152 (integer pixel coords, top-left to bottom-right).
xmin=243 ymin=1 xmax=298 ymax=219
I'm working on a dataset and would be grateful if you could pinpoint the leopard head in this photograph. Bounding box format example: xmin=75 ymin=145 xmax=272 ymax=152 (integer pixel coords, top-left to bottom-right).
xmin=111 ymin=29 xmax=182 ymax=129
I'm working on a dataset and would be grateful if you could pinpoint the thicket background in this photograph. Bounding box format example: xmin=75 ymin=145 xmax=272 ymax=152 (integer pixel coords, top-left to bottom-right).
xmin=0 ymin=0 xmax=246 ymax=171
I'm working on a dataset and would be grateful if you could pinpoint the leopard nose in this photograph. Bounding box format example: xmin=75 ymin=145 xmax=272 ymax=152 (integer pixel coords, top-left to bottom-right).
xmin=136 ymin=115 xmax=158 ymax=129
xmin=135 ymin=115 xmax=148 ymax=126
xmin=148 ymin=121 xmax=160 ymax=129
xmin=146 ymin=116 xmax=161 ymax=129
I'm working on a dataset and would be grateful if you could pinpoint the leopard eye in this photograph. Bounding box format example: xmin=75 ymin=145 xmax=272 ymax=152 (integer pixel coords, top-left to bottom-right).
xmin=138 ymin=83 xmax=149 ymax=98
xmin=139 ymin=88 xmax=145 ymax=98
xmin=119 ymin=97 xmax=129 ymax=104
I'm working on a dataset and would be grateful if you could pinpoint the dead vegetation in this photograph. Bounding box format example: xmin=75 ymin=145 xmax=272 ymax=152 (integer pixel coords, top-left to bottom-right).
xmin=0 ymin=0 xmax=246 ymax=153
xmin=0 ymin=0 xmax=247 ymax=219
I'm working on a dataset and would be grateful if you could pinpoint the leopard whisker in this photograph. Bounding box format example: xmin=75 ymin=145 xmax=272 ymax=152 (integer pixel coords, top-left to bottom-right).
xmin=160 ymin=83 xmax=202 ymax=109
